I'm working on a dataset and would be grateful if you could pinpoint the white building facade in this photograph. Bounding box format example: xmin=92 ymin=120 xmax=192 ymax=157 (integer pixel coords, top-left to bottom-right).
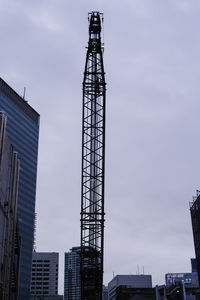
xmin=31 ymin=252 xmax=59 ymax=297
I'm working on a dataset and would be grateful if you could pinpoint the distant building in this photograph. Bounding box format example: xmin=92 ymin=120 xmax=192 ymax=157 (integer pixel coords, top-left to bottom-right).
xmin=108 ymin=275 xmax=152 ymax=300
xmin=191 ymin=258 xmax=197 ymax=273
xmin=0 ymin=78 xmax=40 ymax=299
xmin=103 ymin=285 xmax=108 ymax=300
xmin=165 ymin=272 xmax=199 ymax=288
xmin=114 ymin=286 xmax=155 ymax=300
xmin=64 ymin=247 xmax=81 ymax=300
xmin=0 ymin=112 xmax=20 ymax=299
xmin=165 ymin=272 xmax=199 ymax=300
xmin=31 ymin=252 xmax=59 ymax=297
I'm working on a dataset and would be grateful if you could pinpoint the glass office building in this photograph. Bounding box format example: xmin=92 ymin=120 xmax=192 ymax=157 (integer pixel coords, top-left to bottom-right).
xmin=64 ymin=247 xmax=81 ymax=300
xmin=0 ymin=78 xmax=40 ymax=299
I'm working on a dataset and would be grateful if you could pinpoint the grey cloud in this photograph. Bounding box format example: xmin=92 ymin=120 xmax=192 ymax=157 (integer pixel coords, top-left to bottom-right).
xmin=0 ymin=0 xmax=200 ymax=293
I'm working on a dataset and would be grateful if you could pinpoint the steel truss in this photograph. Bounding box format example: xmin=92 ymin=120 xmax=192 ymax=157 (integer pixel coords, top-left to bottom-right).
xmin=80 ymin=11 xmax=106 ymax=300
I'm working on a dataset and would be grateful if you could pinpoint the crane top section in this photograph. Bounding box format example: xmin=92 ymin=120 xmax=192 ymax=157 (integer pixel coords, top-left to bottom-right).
xmin=88 ymin=11 xmax=104 ymax=52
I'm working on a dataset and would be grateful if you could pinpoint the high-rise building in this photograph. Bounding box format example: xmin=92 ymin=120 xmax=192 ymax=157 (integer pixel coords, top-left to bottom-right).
xmin=31 ymin=252 xmax=59 ymax=296
xmin=108 ymin=275 xmax=152 ymax=300
xmin=0 ymin=78 xmax=40 ymax=299
xmin=0 ymin=112 xmax=20 ymax=299
xmin=190 ymin=190 xmax=200 ymax=285
xmin=64 ymin=247 xmax=81 ymax=300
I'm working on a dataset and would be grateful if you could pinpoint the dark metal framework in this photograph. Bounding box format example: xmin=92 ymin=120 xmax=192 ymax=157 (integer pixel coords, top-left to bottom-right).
xmin=80 ymin=11 xmax=106 ymax=300
xmin=190 ymin=190 xmax=200 ymax=285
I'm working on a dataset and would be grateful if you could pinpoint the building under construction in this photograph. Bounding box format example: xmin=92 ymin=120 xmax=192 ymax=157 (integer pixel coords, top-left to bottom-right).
xmin=80 ymin=11 xmax=106 ymax=300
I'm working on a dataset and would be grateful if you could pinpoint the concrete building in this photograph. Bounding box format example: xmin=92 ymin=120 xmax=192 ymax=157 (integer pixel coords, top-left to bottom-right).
xmin=0 ymin=112 xmax=20 ymax=299
xmin=108 ymin=275 xmax=152 ymax=300
xmin=165 ymin=272 xmax=199 ymax=300
xmin=64 ymin=247 xmax=81 ymax=300
xmin=165 ymin=272 xmax=199 ymax=288
xmin=31 ymin=252 xmax=59 ymax=297
xmin=113 ymin=286 xmax=155 ymax=300
xmin=0 ymin=78 xmax=40 ymax=299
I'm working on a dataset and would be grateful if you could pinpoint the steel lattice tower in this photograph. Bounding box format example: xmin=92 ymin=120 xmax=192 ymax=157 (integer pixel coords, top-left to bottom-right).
xmin=80 ymin=11 xmax=106 ymax=300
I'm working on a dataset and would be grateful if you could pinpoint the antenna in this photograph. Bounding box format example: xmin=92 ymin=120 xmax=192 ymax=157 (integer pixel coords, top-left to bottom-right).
xmin=136 ymin=265 xmax=140 ymax=275
xmin=23 ymin=87 xmax=26 ymax=100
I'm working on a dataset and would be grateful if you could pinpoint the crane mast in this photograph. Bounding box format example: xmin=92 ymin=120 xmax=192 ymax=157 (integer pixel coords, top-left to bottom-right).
xmin=80 ymin=11 xmax=106 ymax=300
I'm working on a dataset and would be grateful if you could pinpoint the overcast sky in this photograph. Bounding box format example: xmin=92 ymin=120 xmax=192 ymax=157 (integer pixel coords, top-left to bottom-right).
xmin=1 ymin=0 xmax=200 ymax=294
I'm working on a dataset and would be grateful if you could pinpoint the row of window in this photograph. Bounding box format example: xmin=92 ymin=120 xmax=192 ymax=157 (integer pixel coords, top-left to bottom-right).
xmin=32 ymin=268 xmax=50 ymax=272
xmin=32 ymin=277 xmax=49 ymax=280
xmin=32 ymin=282 xmax=49 ymax=285
xmin=32 ymin=264 xmax=50 ymax=267
xmin=33 ymin=260 xmax=50 ymax=262
xmin=31 ymin=292 xmax=49 ymax=295
xmin=31 ymin=286 xmax=58 ymax=290
xmin=32 ymin=273 xmax=49 ymax=276
xmin=31 ymin=287 xmax=49 ymax=290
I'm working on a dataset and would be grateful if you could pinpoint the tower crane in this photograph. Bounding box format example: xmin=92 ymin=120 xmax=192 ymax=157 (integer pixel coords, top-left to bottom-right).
xmin=80 ymin=11 xmax=106 ymax=300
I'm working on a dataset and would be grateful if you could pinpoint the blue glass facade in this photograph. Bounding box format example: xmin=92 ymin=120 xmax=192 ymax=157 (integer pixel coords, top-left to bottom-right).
xmin=0 ymin=78 xmax=39 ymax=299
xmin=191 ymin=258 xmax=197 ymax=273
xmin=64 ymin=247 xmax=81 ymax=300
